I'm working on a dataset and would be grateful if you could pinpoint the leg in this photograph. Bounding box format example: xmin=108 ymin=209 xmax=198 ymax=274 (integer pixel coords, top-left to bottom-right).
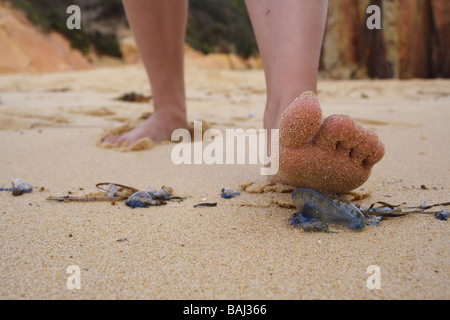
xmin=246 ymin=0 xmax=385 ymax=193
xmin=103 ymin=0 xmax=189 ymax=147
xmin=245 ymin=0 xmax=327 ymax=130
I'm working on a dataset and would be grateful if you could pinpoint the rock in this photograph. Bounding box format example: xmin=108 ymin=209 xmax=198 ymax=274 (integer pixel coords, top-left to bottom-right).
xmin=321 ymin=0 xmax=450 ymax=79
xmin=0 ymin=3 xmax=91 ymax=73
xmin=430 ymin=0 xmax=450 ymax=78
xmin=116 ymin=25 xmax=140 ymax=64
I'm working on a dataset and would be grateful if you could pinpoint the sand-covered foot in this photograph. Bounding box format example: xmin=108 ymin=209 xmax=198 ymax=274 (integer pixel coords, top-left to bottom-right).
xmin=271 ymin=91 xmax=385 ymax=193
xmin=102 ymin=110 xmax=188 ymax=148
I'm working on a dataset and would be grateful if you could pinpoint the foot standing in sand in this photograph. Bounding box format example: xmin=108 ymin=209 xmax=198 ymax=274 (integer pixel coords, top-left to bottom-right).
xmin=102 ymin=0 xmax=384 ymax=193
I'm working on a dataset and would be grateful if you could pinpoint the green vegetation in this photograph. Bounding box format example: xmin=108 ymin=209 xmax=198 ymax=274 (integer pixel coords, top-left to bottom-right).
xmin=10 ymin=0 xmax=90 ymax=55
xmin=9 ymin=0 xmax=123 ymax=56
xmin=187 ymin=0 xmax=258 ymax=58
xmin=8 ymin=0 xmax=258 ymax=58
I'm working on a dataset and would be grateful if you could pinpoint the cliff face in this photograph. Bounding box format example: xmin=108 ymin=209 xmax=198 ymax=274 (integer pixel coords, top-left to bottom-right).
xmin=1 ymin=0 xmax=449 ymax=78
xmin=0 ymin=3 xmax=91 ymax=73
xmin=322 ymin=0 xmax=450 ymax=79
xmin=321 ymin=0 xmax=363 ymax=79
xmin=430 ymin=0 xmax=450 ymax=78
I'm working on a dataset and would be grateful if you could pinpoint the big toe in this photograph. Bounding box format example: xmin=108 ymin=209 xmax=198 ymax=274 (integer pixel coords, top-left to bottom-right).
xmin=313 ymin=114 xmax=367 ymax=154
xmin=102 ymin=134 xmax=129 ymax=148
xmin=102 ymin=135 xmax=118 ymax=145
xmin=279 ymin=91 xmax=323 ymax=148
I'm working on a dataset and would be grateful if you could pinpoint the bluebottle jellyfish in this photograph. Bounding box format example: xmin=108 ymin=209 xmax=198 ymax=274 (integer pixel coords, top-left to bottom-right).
xmin=290 ymin=188 xmax=368 ymax=231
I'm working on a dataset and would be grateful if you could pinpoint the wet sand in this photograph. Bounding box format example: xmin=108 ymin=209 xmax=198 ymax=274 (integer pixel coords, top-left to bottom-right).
xmin=0 ymin=65 xmax=449 ymax=299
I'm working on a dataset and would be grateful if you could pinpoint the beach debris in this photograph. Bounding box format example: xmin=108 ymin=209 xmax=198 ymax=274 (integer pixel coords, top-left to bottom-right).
xmin=115 ymin=92 xmax=152 ymax=103
xmin=194 ymin=203 xmax=217 ymax=208
xmin=359 ymin=203 xmax=369 ymax=211
xmin=47 ymin=182 xmax=136 ymax=202
xmin=0 ymin=178 xmax=33 ymax=196
xmin=362 ymin=202 xmax=408 ymax=217
xmin=106 ymin=183 xmax=119 ymax=197
xmin=364 ymin=214 xmax=384 ymax=226
xmin=161 ymin=185 xmax=174 ymax=195
xmin=435 ymin=209 xmax=449 ymax=221
xmin=116 ymin=238 xmax=127 ymax=242
xmin=148 ymin=188 xmax=171 ymax=200
xmin=221 ymin=188 xmax=240 ymax=199
xmin=289 ymin=212 xmax=330 ymax=232
xmin=290 ymin=188 xmax=367 ymax=232
xmin=46 ymin=195 xmax=125 ymax=202
xmin=124 ymin=187 xmax=176 ymax=208
xmin=364 ymin=200 xmax=450 ymax=216
xmin=360 ymin=92 xmax=369 ymax=99
xmin=12 ymin=178 xmax=32 ymax=193
xmin=125 ymin=191 xmax=155 ymax=208
xmin=144 ymin=186 xmax=157 ymax=193
xmin=96 ymin=182 xmax=138 ymax=198
xmin=420 ymin=197 xmax=429 ymax=209
xmin=47 ymin=182 xmax=184 ymax=207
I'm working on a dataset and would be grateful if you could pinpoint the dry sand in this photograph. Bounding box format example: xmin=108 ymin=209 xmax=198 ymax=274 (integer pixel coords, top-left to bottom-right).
xmin=0 ymin=64 xmax=449 ymax=299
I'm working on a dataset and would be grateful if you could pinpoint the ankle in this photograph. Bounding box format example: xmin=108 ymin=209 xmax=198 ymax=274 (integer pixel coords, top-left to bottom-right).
xmin=151 ymin=108 xmax=187 ymax=127
xmin=264 ymin=96 xmax=295 ymax=130
xmin=264 ymin=105 xmax=282 ymax=130
xmin=264 ymin=87 xmax=318 ymax=130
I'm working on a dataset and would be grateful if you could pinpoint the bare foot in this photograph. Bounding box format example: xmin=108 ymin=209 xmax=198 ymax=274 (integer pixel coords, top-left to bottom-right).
xmin=270 ymin=91 xmax=385 ymax=193
xmin=102 ymin=110 xmax=188 ymax=148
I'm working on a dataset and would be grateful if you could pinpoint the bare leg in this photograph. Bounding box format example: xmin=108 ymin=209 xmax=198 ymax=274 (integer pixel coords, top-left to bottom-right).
xmin=246 ymin=0 xmax=326 ymax=129
xmin=246 ymin=0 xmax=385 ymax=192
xmin=103 ymin=0 xmax=189 ymax=147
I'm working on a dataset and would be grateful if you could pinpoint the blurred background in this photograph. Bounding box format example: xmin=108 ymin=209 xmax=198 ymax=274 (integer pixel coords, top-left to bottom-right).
xmin=0 ymin=0 xmax=448 ymax=78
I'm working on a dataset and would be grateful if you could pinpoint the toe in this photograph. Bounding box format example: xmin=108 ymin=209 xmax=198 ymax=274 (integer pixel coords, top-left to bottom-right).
xmin=103 ymin=134 xmax=129 ymax=148
xmin=279 ymin=91 xmax=322 ymax=148
xmin=363 ymin=135 xmax=385 ymax=167
xmin=115 ymin=136 xmax=130 ymax=148
xmin=350 ymin=130 xmax=384 ymax=167
xmin=102 ymin=135 xmax=118 ymax=145
xmin=314 ymin=114 xmax=366 ymax=155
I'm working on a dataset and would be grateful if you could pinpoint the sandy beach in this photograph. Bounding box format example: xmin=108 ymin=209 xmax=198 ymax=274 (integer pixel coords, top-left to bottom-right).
xmin=0 ymin=64 xmax=449 ymax=299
